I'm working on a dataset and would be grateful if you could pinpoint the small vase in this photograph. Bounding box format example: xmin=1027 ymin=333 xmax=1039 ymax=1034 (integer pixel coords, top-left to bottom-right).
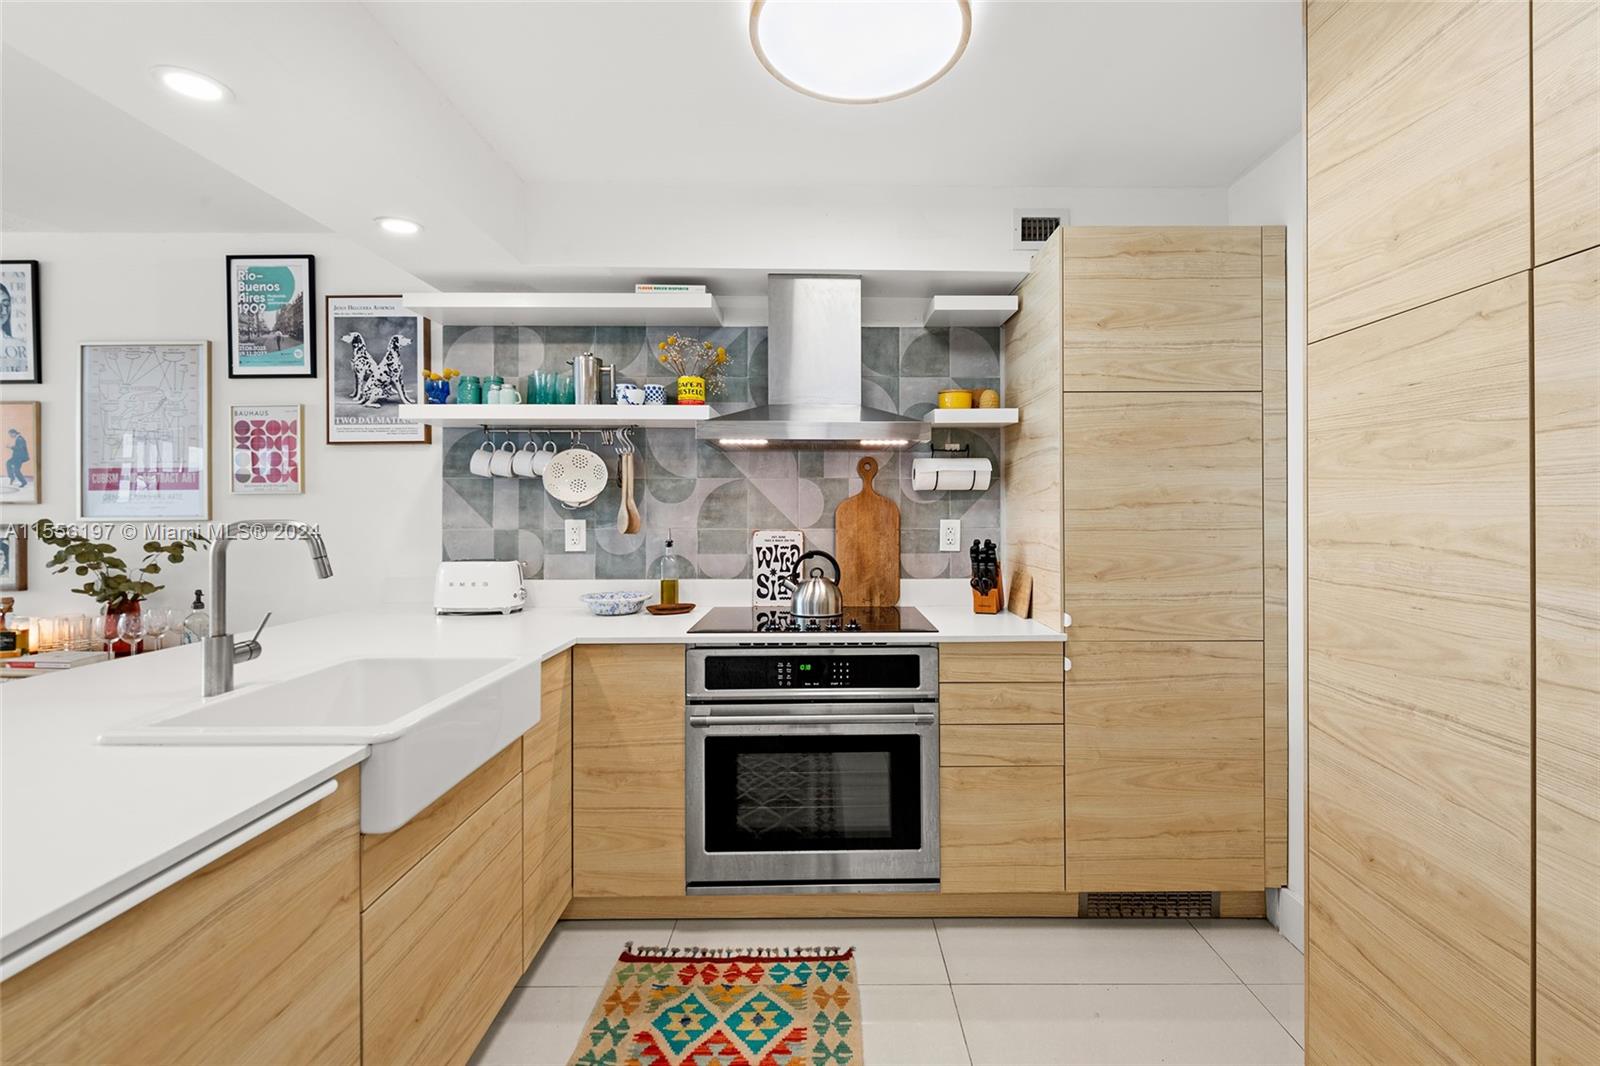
xmin=104 ymin=599 xmax=141 ymax=659
xmin=676 ymin=375 xmax=706 ymax=405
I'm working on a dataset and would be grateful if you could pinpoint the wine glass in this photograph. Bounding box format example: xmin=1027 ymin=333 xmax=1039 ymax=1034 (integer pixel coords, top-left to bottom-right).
xmin=143 ymin=608 xmax=167 ymax=651
xmin=96 ymin=605 xmax=116 ymax=660
xmin=117 ymin=611 xmax=147 ymax=657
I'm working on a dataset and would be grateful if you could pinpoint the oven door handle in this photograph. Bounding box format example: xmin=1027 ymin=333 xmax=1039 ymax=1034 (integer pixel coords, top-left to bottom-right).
xmin=690 ymin=713 xmax=936 ymax=728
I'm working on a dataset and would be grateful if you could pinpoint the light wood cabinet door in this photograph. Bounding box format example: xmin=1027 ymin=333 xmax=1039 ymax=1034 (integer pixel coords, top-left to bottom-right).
xmin=573 ymin=644 xmax=686 ymax=897
xmin=1534 ymin=0 xmax=1600 ymax=265
xmin=362 ymin=776 xmax=522 ymax=1066
xmin=1062 ymin=226 xmax=1263 ymax=390
xmin=1307 ymin=0 xmax=1529 ymax=341
xmin=1063 ymin=393 xmax=1263 ymax=640
xmin=1535 ymin=248 xmax=1600 ymax=1065
xmin=941 ymin=766 xmax=1064 ymax=894
xmin=939 ymin=682 xmax=1063 ymax=726
xmin=941 ymin=724 xmax=1065 ymax=768
xmin=1308 ymin=274 xmax=1531 ymax=1064
xmin=1065 ymin=643 xmax=1264 ymax=893
xmin=525 ymin=650 xmax=574 ymax=967
xmin=0 ymin=769 xmax=361 ymax=1066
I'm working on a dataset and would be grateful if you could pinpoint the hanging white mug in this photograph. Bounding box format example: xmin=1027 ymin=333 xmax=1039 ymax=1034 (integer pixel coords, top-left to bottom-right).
xmin=528 ymin=440 xmax=560 ymax=476
xmin=512 ymin=441 xmax=546 ymax=477
xmin=469 ymin=441 xmax=496 ymax=477
xmin=489 ymin=440 xmax=518 ymax=477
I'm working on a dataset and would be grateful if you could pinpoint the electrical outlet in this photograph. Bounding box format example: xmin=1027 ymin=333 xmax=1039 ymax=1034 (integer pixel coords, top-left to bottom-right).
xmin=564 ymin=519 xmax=586 ymax=552
xmin=939 ymin=519 xmax=961 ymax=552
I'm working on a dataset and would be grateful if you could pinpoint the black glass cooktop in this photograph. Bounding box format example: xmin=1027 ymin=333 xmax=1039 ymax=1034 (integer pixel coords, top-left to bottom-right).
xmin=688 ymin=605 xmax=938 ymax=635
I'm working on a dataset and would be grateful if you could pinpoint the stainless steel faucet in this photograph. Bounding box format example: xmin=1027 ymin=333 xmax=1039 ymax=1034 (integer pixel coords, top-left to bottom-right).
xmin=203 ymin=521 xmax=333 ymax=697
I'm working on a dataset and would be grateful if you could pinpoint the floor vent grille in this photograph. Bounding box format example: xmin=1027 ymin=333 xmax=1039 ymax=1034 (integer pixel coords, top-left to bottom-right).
xmin=1082 ymin=892 xmax=1216 ymax=919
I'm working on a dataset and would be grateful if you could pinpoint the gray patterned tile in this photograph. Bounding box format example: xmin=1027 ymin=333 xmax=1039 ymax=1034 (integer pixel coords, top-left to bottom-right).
xmin=697 ymin=480 xmax=749 ymax=530
xmin=444 ymin=478 xmax=494 ymax=529
xmin=900 ymin=329 xmax=950 ymax=377
xmin=443 ymin=529 xmax=493 ymax=561
xmin=950 ymin=326 xmax=1001 ymax=377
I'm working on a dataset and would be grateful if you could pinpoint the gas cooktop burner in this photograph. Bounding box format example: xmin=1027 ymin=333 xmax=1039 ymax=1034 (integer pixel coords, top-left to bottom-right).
xmin=688 ymin=605 xmax=938 ymax=635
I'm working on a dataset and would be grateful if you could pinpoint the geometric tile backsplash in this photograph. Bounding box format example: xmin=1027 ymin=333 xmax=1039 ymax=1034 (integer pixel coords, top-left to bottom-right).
xmin=440 ymin=323 xmax=1003 ymax=580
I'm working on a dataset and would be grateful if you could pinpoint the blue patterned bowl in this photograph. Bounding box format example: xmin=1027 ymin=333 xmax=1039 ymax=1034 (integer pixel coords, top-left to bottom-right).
xmin=579 ymin=590 xmax=651 ymax=616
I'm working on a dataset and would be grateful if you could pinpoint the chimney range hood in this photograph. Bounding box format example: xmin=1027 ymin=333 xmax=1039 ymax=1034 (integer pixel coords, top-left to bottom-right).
xmin=698 ymin=275 xmax=928 ymax=449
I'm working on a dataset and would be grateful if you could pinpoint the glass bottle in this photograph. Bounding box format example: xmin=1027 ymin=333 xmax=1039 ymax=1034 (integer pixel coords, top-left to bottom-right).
xmin=652 ymin=534 xmax=692 ymax=606
xmin=182 ymin=589 xmax=211 ymax=645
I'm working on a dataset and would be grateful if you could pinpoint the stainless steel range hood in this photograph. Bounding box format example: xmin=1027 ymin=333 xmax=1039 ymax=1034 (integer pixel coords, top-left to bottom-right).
xmin=698 ymin=275 xmax=927 ymax=448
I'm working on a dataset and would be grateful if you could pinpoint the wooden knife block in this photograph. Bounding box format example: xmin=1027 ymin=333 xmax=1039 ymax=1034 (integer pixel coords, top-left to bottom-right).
xmin=972 ymin=570 xmax=1003 ymax=614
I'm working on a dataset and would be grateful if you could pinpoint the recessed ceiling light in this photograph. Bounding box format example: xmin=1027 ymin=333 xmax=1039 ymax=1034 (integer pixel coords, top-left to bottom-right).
xmin=152 ymin=66 xmax=231 ymax=103
xmin=376 ymin=217 xmax=422 ymax=236
xmin=750 ymin=0 xmax=971 ymax=104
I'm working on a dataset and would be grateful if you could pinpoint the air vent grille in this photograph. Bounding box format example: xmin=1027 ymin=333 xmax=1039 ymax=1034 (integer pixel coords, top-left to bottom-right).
xmin=1082 ymin=892 xmax=1216 ymax=919
xmin=1019 ymin=216 xmax=1060 ymax=243
xmin=1013 ymin=208 xmax=1067 ymax=251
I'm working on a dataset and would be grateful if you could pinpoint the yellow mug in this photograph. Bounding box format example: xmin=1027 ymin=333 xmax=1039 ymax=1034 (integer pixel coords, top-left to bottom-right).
xmin=676 ymin=375 xmax=706 ymax=405
xmin=937 ymin=389 xmax=974 ymax=409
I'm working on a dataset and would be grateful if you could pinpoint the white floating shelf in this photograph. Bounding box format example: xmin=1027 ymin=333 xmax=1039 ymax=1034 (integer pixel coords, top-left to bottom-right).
xmin=923 ymin=408 xmax=1020 ymax=427
xmin=398 ymin=404 xmax=713 ymax=428
xmin=922 ymin=295 xmax=1020 ymax=328
xmin=401 ymin=291 xmax=721 ymax=327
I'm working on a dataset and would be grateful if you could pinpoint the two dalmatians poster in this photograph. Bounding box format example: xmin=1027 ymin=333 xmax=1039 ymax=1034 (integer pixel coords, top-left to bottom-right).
xmin=325 ymin=295 xmax=430 ymax=445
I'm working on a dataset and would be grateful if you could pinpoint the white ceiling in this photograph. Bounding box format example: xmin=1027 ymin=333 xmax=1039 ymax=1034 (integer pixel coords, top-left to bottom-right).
xmin=1 ymin=1 xmax=1303 ymax=288
xmin=370 ymin=0 xmax=1303 ymax=189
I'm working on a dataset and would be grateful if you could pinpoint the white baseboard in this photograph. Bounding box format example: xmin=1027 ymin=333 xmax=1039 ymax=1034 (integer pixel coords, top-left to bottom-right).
xmin=1266 ymin=887 xmax=1305 ymax=951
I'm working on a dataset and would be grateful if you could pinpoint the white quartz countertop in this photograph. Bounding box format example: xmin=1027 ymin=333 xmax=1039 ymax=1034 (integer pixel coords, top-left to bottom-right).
xmin=0 ymin=592 xmax=1061 ymax=963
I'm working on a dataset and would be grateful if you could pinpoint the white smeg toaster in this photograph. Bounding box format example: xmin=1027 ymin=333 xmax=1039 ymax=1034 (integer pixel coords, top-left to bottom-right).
xmin=434 ymin=561 xmax=527 ymax=615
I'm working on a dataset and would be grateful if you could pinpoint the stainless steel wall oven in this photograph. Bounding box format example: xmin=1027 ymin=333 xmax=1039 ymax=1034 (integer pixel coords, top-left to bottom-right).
xmin=685 ymin=645 xmax=939 ymax=894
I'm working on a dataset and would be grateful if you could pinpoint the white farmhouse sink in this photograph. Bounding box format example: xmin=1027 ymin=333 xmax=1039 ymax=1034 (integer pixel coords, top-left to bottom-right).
xmin=99 ymin=657 xmax=540 ymax=833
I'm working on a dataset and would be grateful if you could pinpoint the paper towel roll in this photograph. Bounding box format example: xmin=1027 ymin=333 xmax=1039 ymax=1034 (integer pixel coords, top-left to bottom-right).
xmin=912 ymin=458 xmax=992 ymax=492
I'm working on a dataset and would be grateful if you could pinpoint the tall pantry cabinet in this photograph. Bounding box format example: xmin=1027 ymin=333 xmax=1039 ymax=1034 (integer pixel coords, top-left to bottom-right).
xmin=1307 ymin=1 xmax=1598 ymax=1063
xmin=1001 ymin=225 xmax=1290 ymax=894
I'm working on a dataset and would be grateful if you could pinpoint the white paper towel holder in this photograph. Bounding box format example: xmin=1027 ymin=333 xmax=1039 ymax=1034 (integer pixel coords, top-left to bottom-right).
xmin=911 ymin=457 xmax=992 ymax=492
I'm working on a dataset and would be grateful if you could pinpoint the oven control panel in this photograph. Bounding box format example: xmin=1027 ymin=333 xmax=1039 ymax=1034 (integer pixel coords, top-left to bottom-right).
xmin=703 ymin=651 xmax=927 ymax=691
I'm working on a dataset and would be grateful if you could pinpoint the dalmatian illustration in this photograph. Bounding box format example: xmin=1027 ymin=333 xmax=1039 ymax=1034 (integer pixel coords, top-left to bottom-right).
xmin=343 ymin=331 xmax=414 ymax=407
xmin=372 ymin=336 xmax=415 ymax=406
xmin=342 ymin=332 xmax=379 ymax=402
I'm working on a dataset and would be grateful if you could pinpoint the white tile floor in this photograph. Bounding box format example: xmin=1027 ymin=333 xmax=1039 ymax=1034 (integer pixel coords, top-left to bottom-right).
xmin=471 ymin=917 xmax=1305 ymax=1066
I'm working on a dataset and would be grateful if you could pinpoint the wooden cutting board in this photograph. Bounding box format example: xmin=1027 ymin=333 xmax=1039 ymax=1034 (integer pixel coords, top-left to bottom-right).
xmin=836 ymin=456 xmax=900 ymax=606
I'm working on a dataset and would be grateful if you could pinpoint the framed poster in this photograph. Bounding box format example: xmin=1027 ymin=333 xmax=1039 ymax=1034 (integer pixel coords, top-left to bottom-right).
xmin=78 ymin=341 xmax=211 ymax=520
xmin=227 ymin=254 xmax=315 ymax=378
xmin=0 ymin=524 xmax=25 ymax=592
xmin=0 ymin=401 xmax=40 ymax=504
xmin=230 ymin=404 xmax=303 ymax=494
xmin=0 ymin=260 xmax=41 ymax=383
xmin=325 ymin=295 xmax=430 ymax=445
xmin=751 ymin=529 xmax=804 ymax=605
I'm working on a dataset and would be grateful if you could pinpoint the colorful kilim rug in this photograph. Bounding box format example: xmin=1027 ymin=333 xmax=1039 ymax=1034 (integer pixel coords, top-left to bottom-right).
xmin=567 ymin=944 xmax=862 ymax=1066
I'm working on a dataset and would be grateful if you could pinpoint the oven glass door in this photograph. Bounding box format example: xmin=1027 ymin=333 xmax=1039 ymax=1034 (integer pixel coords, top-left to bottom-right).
xmin=702 ymin=734 xmax=924 ymax=854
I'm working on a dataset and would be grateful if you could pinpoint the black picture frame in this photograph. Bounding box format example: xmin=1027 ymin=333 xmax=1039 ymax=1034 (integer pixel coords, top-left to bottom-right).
xmin=225 ymin=254 xmax=317 ymax=379
xmin=0 ymin=260 xmax=42 ymax=384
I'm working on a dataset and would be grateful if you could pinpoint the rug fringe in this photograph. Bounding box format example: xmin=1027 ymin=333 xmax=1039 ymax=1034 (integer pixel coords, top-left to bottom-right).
xmin=622 ymin=941 xmax=855 ymax=959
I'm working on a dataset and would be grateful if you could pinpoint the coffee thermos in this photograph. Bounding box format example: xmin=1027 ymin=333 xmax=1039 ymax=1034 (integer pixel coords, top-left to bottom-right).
xmin=568 ymin=352 xmax=615 ymax=405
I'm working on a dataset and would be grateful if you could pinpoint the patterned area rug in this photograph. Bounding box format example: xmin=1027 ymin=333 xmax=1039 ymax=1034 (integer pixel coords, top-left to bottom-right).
xmin=568 ymin=944 xmax=862 ymax=1066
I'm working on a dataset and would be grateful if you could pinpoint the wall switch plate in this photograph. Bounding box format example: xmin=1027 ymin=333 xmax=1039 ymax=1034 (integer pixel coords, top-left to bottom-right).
xmin=939 ymin=519 xmax=961 ymax=552
xmin=564 ymin=519 xmax=586 ymax=552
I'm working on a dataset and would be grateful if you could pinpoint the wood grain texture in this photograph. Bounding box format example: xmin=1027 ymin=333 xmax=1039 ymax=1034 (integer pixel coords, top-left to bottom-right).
xmin=524 ymin=651 xmax=573 ymax=969
xmin=1063 ymin=393 xmax=1263 ymax=640
xmin=940 ymin=766 xmax=1065 ymax=894
xmin=360 ymin=740 xmax=519 ymax=908
xmin=362 ymin=777 xmax=522 ymax=1066
xmin=0 ymin=768 xmax=361 ymax=1066
xmin=1262 ymin=225 xmax=1290 ymax=888
xmin=939 ymin=642 xmax=1064 ymax=683
xmin=1001 ymin=228 xmax=1064 ymax=629
xmin=565 ymin=892 xmax=1090 ymax=920
xmin=941 ymin=724 xmax=1065 ymax=767
xmin=572 ymin=644 xmax=686 ymax=897
xmin=1218 ymin=892 xmax=1270 ymax=920
xmin=939 ymin=681 xmax=1063 ymax=725
xmin=1061 ymin=226 xmax=1264 ymax=390
xmin=1307 ymin=0 xmax=1530 ymax=340
xmin=1534 ymin=0 xmax=1600 ymax=265
xmin=1306 ymin=274 xmax=1531 ymax=1065
xmin=835 ymin=456 xmax=900 ymax=606
xmin=1065 ymin=642 xmax=1265 ymax=892
xmin=1534 ymin=248 xmax=1600 ymax=1065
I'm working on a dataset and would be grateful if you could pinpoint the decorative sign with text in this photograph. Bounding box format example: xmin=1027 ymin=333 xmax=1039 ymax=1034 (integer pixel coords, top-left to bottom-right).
xmin=752 ymin=529 xmax=804 ymax=606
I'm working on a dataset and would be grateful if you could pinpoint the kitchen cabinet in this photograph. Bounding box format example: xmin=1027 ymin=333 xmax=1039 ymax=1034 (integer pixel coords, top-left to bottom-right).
xmin=361 ymin=772 xmax=522 ymax=1066
xmin=1308 ymin=274 xmax=1532 ymax=1064
xmin=1307 ymin=0 xmax=1529 ymax=341
xmin=1061 ymin=226 xmax=1263 ymax=391
xmin=1534 ymin=248 xmax=1600 ymax=1065
xmin=572 ymin=643 xmax=686 ymax=897
xmin=1533 ymin=0 xmax=1599 ymax=265
xmin=1065 ymin=643 xmax=1264 ymax=892
xmin=0 ymin=769 xmax=361 ymax=1065
xmin=524 ymin=650 xmax=573 ymax=967
xmin=939 ymin=642 xmax=1063 ymax=683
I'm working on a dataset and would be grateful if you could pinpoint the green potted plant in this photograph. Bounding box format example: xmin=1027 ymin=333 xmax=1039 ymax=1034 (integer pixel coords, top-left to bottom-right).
xmin=32 ymin=521 xmax=206 ymax=656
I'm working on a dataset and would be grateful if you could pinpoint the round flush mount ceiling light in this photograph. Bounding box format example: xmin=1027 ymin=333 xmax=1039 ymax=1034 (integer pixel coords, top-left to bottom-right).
xmin=375 ymin=217 xmax=423 ymax=236
xmin=750 ymin=0 xmax=971 ymax=104
xmin=152 ymin=66 xmax=232 ymax=103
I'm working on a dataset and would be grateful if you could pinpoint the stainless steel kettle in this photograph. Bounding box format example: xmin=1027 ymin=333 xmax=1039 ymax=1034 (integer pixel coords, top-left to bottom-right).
xmin=790 ymin=549 xmax=843 ymax=617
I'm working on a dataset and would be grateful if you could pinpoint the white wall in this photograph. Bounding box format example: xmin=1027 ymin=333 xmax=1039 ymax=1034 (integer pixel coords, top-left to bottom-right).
xmin=1227 ymin=132 xmax=1307 ymax=949
xmin=0 ymin=232 xmax=442 ymax=629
